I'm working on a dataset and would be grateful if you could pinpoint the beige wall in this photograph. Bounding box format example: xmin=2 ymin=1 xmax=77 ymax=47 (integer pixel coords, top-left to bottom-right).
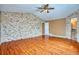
xmin=1 ymin=11 xmax=43 ymax=43
xmin=49 ymin=18 xmax=66 ymax=36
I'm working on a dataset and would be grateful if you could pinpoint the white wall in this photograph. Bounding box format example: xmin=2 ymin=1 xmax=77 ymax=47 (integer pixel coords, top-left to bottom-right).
xmin=45 ymin=22 xmax=49 ymax=35
xmin=0 ymin=12 xmax=1 ymax=43
xmin=66 ymin=17 xmax=71 ymax=39
xmin=77 ymin=16 xmax=79 ymax=42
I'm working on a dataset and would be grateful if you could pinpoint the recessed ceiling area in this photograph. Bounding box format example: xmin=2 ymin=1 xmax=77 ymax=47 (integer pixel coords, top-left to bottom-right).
xmin=0 ymin=4 xmax=79 ymax=21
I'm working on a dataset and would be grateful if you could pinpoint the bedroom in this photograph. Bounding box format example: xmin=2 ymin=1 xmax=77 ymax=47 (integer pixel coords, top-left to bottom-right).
xmin=0 ymin=4 xmax=79 ymax=55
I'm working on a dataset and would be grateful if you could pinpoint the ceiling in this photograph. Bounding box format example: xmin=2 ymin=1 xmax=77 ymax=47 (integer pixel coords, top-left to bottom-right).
xmin=0 ymin=4 xmax=79 ymax=21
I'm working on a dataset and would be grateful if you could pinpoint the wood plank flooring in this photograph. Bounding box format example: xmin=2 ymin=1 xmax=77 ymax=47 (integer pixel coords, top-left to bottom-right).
xmin=0 ymin=35 xmax=79 ymax=55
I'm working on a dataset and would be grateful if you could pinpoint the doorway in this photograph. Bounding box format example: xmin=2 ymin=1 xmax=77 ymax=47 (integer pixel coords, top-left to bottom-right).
xmin=42 ymin=23 xmax=45 ymax=35
xmin=71 ymin=18 xmax=77 ymax=40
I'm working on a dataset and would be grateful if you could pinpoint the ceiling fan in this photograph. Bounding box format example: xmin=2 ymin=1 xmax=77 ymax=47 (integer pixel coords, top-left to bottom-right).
xmin=37 ymin=4 xmax=54 ymax=13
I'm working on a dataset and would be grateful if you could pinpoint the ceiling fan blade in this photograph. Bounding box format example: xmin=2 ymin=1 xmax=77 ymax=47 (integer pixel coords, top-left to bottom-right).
xmin=37 ymin=4 xmax=49 ymax=9
xmin=40 ymin=10 xmax=44 ymax=13
xmin=37 ymin=7 xmax=44 ymax=9
xmin=36 ymin=4 xmax=54 ymax=13
xmin=48 ymin=8 xmax=54 ymax=10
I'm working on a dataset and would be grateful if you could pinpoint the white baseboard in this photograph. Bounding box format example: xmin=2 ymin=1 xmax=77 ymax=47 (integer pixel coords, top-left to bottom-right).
xmin=49 ymin=34 xmax=79 ymax=43
xmin=77 ymin=36 xmax=79 ymax=42
xmin=49 ymin=34 xmax=67 ymax=38
xmin=0 ymin=34 xmax=42 ymax=44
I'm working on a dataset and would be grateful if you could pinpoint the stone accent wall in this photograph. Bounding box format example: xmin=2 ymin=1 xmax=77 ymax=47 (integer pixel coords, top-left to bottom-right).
xmin=66 ymin=10 xmax=79 ymax=42
xmin=1 ymin=11 xmax=43 ymax=43
xmin=77 ymin=11 xmax=79 ymax=42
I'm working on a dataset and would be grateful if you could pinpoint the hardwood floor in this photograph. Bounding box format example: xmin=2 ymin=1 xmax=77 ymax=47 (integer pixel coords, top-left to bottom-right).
xmin=0 ymin=35 xmax=79 ymax=55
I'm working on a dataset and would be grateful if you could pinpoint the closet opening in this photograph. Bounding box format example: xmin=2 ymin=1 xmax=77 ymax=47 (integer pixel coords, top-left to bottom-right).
xmin=71 ymin=18 xmax=77 ymax=41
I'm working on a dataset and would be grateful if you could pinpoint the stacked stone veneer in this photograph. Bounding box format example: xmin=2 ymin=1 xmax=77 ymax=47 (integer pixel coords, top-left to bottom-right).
xmin=0 ymin=11 xmax=43 ymax=43
xmin=66 ymin=10 xmax=79 ymax=42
